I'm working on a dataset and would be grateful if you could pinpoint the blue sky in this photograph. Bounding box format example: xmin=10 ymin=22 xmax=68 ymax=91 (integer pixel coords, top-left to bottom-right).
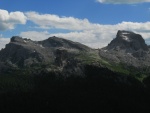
xmin=0 ymin=0 xmax=150 ymax=49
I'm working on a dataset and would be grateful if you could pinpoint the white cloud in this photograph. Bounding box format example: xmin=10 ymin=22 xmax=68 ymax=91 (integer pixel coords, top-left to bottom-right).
xmin=25 ymin=12 xmax=98 ymax=31
xmin=0 ymin=36 xmax=10 ymax=49
xmin=24 ymin=11 xmax=150 ymax=48
xmin=19 ymin=21 xmax=150 ymax=49
xmin=97 ymin=0 xmax=150 ymax=4
xmin=0 ymin=9 xmax=27 ymax=31
xmin=25 ymin=11 xmax=150 ymax=35
xmin=20 ymin=30 xmax=107 ymax=48
xmin=20 ymin=31 xmax=51 ymax=41
xmin=1 ymin=10 xmax=150 ymax=49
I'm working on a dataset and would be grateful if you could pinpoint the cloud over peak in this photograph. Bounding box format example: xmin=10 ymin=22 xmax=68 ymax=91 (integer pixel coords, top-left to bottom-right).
xmin=19 ymin=21 xmax=150 ymax=49
xmin=97 ymin=0 xmax=150 ymax=4
xmin=0 ymin=9 xmax=27 ymax=31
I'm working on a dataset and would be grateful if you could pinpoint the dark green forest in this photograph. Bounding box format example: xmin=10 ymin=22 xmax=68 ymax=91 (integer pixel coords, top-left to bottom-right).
xmin=0 ymin=65 xmax=150 ymax=113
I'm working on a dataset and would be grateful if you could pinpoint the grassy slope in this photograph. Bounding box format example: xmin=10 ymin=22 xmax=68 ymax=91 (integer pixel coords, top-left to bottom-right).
xmin=76 ymin=50 xmax=150 ymax=82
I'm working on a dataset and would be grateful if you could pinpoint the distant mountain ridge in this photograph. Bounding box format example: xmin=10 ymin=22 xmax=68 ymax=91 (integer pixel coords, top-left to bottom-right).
xmin=0 ymin=30 xmax=150 ymax=76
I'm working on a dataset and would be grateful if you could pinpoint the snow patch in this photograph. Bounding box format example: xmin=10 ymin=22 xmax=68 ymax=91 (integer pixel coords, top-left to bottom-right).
xmin=122 ymin=32 xmax=130 ymax=35
xmin=121 ymin=35 xmax=130 ymax=42
xmin=39 ymin=44 xmax=44 ymax=48
xmin=104 ymin=50 xmax=107 ymax=52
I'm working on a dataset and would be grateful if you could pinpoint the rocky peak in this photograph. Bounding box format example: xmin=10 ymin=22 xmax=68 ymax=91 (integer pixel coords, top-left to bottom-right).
xmin=100 ymin=31 xmax=150 ymax=67
xmin=107 ymin=30 xmax=148 ymax=51
xmin=11 ymin=36 xmax=24 ymax=43
xmin=39 ymin=36 xmax=90 ymax=51
xmin=10 ymin=36 xmax=31 ymax=44
xmin=0 ymin=36 xmax=91 ymax=68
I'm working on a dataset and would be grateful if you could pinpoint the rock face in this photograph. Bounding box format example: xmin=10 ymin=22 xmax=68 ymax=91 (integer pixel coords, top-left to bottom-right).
xmin=0 ymin=31 xmax=150 ymax=74
xmin=0 ymin=36 xmax=91 ymax=75
xmin=107 ymin=30 xmax=148 ymax=52
xmin=38 ymin=36 xmax=90 ymax=51
xmin=0 ymin=36 xmax=53 ymax=68
xmin=100 ymin=30 xmax=150 ymax=67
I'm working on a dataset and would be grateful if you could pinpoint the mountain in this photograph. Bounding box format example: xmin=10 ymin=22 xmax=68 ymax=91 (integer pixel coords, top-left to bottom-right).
xmin=107 ymin=30 xmax=148 ymax=51
xmin=1 ymin=30 xmax=150 ymax=75
xmin=1 ymin=30 xmax=150 ymax=76
xmin=100 ymin=30 xmax=150 ymax=68
xmin=0 ymin=36 xmax=90 ymax=67
xmin=0 ymin=31 xmax=150 ymax=113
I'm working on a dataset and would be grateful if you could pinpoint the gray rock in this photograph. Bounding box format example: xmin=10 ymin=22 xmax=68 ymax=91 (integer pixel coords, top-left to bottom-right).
xmin=100 ymin=30 xmax=150 ymax=67
xmin=107 ymin=30 xmax=148 ymax=52
xmin=0 ymin=31 xmax=150 ymax=75
xmin=0 ymin=36 xmax=90 ymax=70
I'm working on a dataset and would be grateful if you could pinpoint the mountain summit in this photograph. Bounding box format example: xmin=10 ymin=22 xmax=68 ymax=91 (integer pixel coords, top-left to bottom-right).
xmin=107 ymin=30 xmax=148 ymax=52
xmin=100 ymin=30 xmax=150 ymax=67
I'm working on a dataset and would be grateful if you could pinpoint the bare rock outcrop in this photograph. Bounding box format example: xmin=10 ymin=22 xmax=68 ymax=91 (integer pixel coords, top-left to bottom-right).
xmin=100 ymin=30 xmax=150 ymax=67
